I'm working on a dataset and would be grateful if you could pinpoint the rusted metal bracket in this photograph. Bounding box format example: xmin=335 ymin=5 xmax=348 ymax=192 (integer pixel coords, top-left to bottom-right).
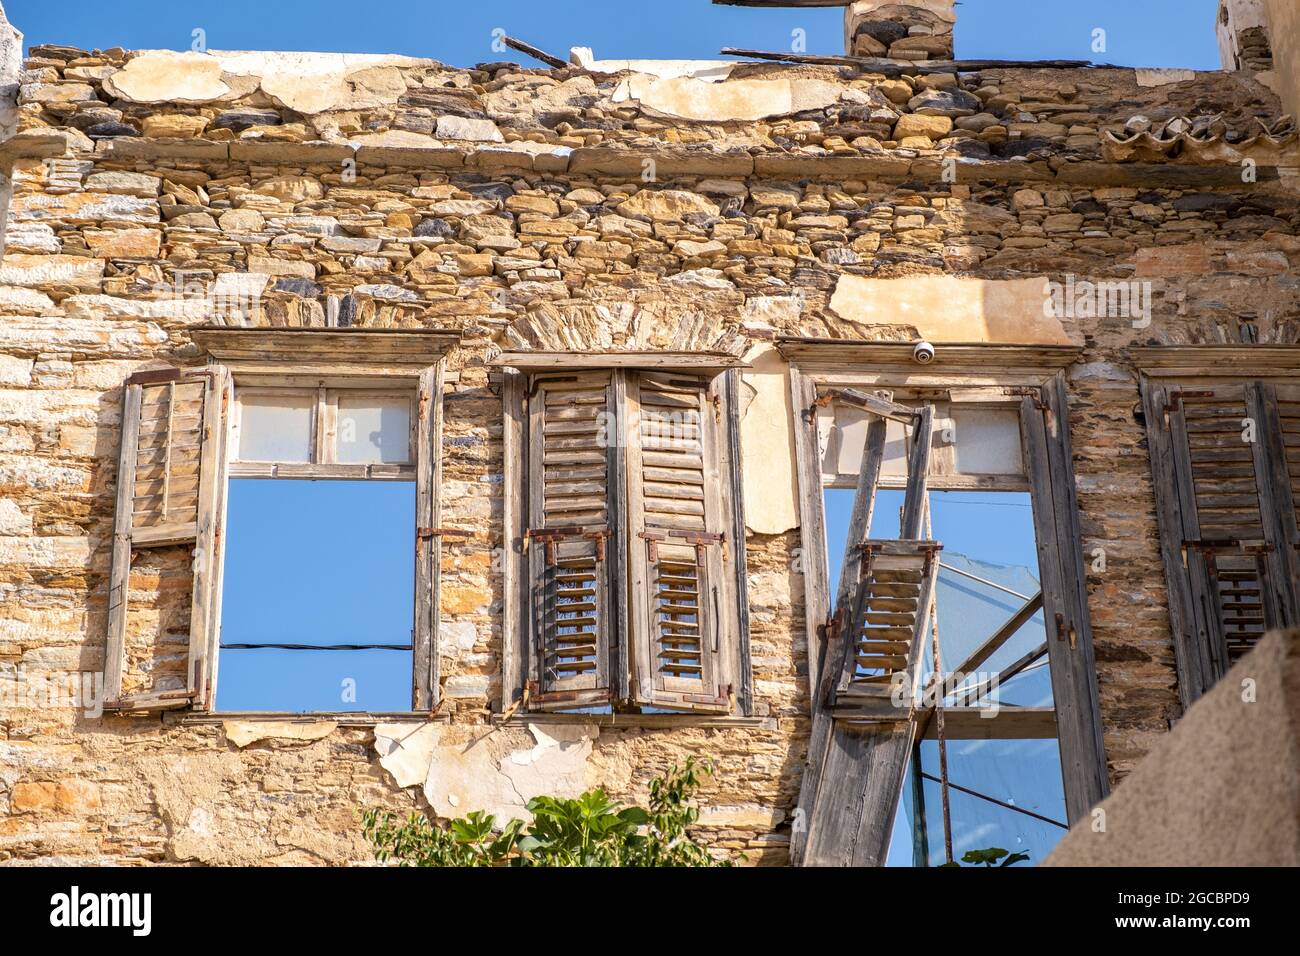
xmin=1181 ymin=537 xmax=1272 ymax=576
xmin=1162 ymin=388 xmax=1215 ymax=429
xmin=418 ymin=527 xmax=473 ymax=540
xmin=1007 ymin=386 xmax=1047 ymax=411
xmin=638 ymin=529 xmax=723 ymax=565
xmin=527 ymin=526 xmax=610 ymax=566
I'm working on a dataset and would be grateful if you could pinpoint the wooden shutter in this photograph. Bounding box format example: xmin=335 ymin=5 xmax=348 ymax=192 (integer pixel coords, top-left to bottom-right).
xmin=626 ymin=371 xmax=736 ymax=713
xmin=1019 ymin=373 xmax=1108 ymax=820
xmin=105 ymin=366 xmax=230 ymax=713
xmin=1147 ymin=379 xmax=1300 ymax=706
xmin=525 ymin=373 xmax=620 ymax=710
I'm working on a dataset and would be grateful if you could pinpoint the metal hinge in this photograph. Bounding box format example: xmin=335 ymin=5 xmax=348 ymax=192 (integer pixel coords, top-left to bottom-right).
xmin=1162 ymin=389 xmax=1215 ymax=429
xmin=526 ymin=526 xmax=610 ymax=565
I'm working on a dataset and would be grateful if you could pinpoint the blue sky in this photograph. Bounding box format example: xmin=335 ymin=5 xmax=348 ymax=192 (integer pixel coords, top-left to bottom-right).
xmin=215 ymin=480 xmax=415 ymax=712
xmin=9 ymin=0 xmax=1221 ymax=69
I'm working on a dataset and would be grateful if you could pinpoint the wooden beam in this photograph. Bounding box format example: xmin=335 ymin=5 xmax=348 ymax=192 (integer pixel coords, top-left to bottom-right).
xmin=489 ymin=350 xmax=748 ymax=372
xmin=502 ymin=35 xmax=568 ymax=69
xmin=831 ymin=387 xmax=918 ymax=426
xmin=721 ymin=48 xmax=1097 ymax=76
xmin=917 ymin=706 xmax=1058 ymax=740
xmin=945 ymin=590 xmax=1044 ymax=689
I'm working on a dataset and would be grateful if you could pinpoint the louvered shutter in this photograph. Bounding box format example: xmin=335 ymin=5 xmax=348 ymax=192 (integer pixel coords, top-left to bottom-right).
xmin=828 ymin=403 xmax=938 ymax=719
xmin=105 ymin=366 xmax=230 ymax=712
xmin=1160 ymin=383 xmax=1290 ymax=691
xmin=626 ymin=372 xmax=735 ymax=713
xmin=525 ymin=373 xmax=619 ymax=710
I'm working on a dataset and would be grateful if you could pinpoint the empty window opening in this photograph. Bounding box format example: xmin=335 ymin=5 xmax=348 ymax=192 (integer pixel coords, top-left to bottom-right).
xmin=216 ymin=479 xmax=415 ymax=713
xmin=216 ymin=383 xmax=418 ymax=713
xmin=824 ymin=483 xmax=1068 ymax=866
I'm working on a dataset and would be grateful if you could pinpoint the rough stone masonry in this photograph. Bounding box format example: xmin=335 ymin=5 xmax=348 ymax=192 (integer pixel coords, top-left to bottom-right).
xmin=0 ymin=0 xmax=1298 ymax=864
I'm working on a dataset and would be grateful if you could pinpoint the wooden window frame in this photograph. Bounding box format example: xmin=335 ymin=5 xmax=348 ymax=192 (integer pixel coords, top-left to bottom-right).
xmin=104 ymin=328 xmax=459 ymax=716
xmin=780 ymin=340 xmax=1109 ymax=860
xmin=1136 ymin=345 xmax=1300 ymax=709
xmin=497 ymin=353 xmax=753 ymax=719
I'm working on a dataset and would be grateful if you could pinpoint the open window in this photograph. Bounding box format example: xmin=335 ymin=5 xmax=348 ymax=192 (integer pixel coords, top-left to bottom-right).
xmin=782 ymin=342 xmax=1108 ymax=867
xmin=1138 ymin=347 xmax=1300 ymax=708
xmin=103 ymin=328 xmax=458 ymax=715
xmin=497 ymin=353 xmax=752 ymax=717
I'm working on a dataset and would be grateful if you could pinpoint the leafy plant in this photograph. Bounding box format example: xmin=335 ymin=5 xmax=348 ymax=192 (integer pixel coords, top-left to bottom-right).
xmin=363 ymin=759 xmax=730 ymax=867
xmin=940 ymin=846 xmax=1031 ymax=867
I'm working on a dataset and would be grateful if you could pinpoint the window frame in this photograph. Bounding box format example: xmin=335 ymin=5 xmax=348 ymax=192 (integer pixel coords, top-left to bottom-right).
xmin=497 ymin=352 xmax=753 ymax=719
xmin=780 ymin=340 xmax=1109 ymax=862
xmin=103 ymin=328 xmax=459 ymax=717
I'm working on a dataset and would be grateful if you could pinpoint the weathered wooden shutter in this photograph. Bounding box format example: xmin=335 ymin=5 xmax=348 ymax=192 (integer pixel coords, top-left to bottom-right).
xmin=626 ymin=372 xmax=737 ymax=713
xmin=1263 ymin=384 xmax=1300 ymax=621
xmin=1145 ymin=379 xmax=1300 ymax=706
xmin=105 ymin=366 xmax=230 ymax=713
xmin=795 ymin=397 xmax=939 ymax=867
xmin=525 ymin=373 xmax=621 ymax=710
xmin=1019 ymin=372 xmax=1108 ymax=820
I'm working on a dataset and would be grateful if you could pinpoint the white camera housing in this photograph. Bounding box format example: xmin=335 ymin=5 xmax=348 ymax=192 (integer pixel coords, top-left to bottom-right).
xmin=912 ymin=340 xmax=936 ymax=365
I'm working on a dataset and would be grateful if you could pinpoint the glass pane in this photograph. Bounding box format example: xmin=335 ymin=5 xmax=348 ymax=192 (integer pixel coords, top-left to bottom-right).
xmin=238 ymin=393 xmax=313 ymax=462
xmin=216 ymin=479 xmax=415 ymax=712
xmin=337 ymin=394 xmax=411 ymax=464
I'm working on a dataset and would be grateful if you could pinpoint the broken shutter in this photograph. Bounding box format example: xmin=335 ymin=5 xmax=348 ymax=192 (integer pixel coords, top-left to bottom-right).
xmin=105 ymin=366 xmax=230 ymax=713
xmin=1019 ymin=372 xmax=1108 ymax=820
xmin=795 ymin=396 xmax=939 ymax=867
xmin=1144 ymin=379 xmax=1300 ymax=706
xmin=525 ymin=373 xmax=621 ymax=710
xmin=626 ymin=372 xmax=736 ymax=713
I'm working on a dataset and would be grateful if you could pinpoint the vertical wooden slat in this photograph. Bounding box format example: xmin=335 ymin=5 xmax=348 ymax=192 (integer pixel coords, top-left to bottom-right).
xmin=1248 ymin=382 xmax=1299 ymax=631
xmin=900 ymin=404 xmax=933 ymax=539
xmin=161 ymin=382 xmax=174 ymax=519
xmin=789 ymin=367 xmax=832 ymax=708
xmin=200 ymin=370 xmax=234 ymax=711
xmin=1140 ymin=377 xmax=1211 ymax=708
xmin=609 ymin=370 xmax=630 ymax=705
xmin=723 ymin=369 xmax=754 ymax=715
xmin=413 ymin=361 xmax=444 ymax=710
xmin=1020 ymin=375 xmax=1108 ymax=822
xmin=104 ymin=381 xmax=144 ymax=703
xmin=501 ymin=368 xmax=527 ymax=710
xmin=188 ymin=367 xmax=229 ymax=709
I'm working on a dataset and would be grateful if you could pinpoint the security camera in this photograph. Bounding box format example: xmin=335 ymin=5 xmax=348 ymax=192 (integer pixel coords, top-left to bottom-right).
xmin=912 ymin=340 xmax=936 ymax=365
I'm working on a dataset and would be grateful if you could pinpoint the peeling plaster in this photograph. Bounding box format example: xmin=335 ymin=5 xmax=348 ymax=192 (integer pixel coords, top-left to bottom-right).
xmin=374 ymin=721 xmax=598 ymax=822
xmin=570 ymin=47 xmax=735 ymax=83
xmin=740 ymin=343 xmax=799 ymax=536
xmin=613 ymin=73 xmax=845 ymax=122
xmin=103 ymin=50 xmax=435 ymax=113
xmin=223 ymin=720 xmax=337 ymax=748
xmin=828 ymin=274 xmax=1075 ymax=346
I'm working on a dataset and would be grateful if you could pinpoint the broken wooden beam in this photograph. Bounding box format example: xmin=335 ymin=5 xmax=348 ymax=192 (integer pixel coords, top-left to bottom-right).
xmin=503 ymin=35 xmax=568 ymax=70
xmin=721 ymin=47 xmax=1098 ymax=76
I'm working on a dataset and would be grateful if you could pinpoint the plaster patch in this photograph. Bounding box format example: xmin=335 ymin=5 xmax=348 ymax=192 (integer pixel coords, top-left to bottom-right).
xmin=740 ymin=344 xmax=799 ymax=535
xmin=570 ymin=47 xmax=735 ymax=82
xmin=222 ymin=720 xmax=337 ymax=748
xmin=615 ymin=75 xmax=840 ymax=122
xmin=1135 ymin=68 xmax=1198 ymax=87
xmin=828 ymin=274 xmax=1074 ymax=346
xmin=374 ymin=721 xmax=441 ymax=788
xmin=104 ymin=51 xmax=232 ymax=103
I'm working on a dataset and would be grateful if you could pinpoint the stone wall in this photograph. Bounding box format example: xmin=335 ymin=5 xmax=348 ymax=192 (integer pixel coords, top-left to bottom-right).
xmin=1 ymin=42 xmax=1298 ymax=864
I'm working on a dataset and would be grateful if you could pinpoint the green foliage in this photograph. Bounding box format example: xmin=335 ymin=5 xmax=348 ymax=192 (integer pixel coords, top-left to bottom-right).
xmin=363 ymin=759 xmax=730 ymax=867
xmin=940 ymin=846 xmax=1031 ymax=867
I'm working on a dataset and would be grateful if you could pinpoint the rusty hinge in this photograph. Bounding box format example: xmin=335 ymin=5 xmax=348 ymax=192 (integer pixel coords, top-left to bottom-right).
xmin=418 ymin=527 xmax=473 ymax=546
xmin=527 ymin=526 xmax=610 ymax=566
xmin=1162 ymin=389 xmax=1215 ymax=429
xmin=819 ymin=613 xmax=841 ymax=645
xmin=526 ymin=374 xmax=578 ymax=401
xmin=1007 ymin=386 xmax=1047 ymax=411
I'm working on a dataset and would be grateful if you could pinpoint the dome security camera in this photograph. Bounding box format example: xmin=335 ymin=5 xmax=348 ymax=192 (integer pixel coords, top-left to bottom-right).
xmin=912 ymin=340 xmax=936 ymax=364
